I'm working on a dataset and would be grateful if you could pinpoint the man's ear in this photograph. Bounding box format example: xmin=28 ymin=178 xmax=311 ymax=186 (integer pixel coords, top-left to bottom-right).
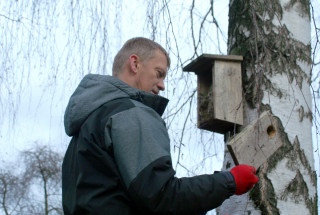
xmin=129 ymin=54 xmax=139 ymax=74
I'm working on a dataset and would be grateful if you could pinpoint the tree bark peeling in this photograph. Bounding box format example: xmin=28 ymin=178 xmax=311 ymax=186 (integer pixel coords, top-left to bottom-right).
xmin=220 ymin=0 xmax=317 ymax=214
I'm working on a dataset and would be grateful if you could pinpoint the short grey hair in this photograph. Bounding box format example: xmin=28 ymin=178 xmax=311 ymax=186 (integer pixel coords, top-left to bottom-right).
xmin=112 ymin=37 xmax=170 ymax=76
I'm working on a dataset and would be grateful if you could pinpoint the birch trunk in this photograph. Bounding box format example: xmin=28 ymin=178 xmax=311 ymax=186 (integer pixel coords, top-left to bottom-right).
xmin=218 ymin=0 xmax=317 ymax=214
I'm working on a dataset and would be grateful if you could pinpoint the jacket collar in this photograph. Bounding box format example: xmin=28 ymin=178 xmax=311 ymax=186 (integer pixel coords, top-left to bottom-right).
xmin=107 ymin=76 xmax=169 ymax=116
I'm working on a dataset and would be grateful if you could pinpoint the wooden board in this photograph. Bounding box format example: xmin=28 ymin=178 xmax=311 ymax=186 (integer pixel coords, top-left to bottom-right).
xmin=213 ymin=60 xmax=243 ymax=126
xmin=183 ymin=54 xmax=243 ymax=76
xmin=227 ymin=111 xmax=284 ymax=169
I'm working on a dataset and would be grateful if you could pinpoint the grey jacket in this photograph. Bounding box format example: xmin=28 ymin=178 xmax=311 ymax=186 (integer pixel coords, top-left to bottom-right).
xmin=62 ymin=74 xmax=236 ymax=215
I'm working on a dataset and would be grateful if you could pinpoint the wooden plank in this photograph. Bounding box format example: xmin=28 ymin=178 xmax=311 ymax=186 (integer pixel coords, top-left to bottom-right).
xmin=213 ymin=60 xmax=243 ymax=126
xmin=201 ymin=54 xmax=243 ymax=62
xmin=227 ymin=111 xmax=284 ymax=169
xmin=183 ymin=54 xmax=243 ymax=75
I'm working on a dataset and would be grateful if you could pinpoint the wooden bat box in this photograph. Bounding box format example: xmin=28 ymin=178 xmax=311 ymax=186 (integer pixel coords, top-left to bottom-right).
xmin=183 ymin=54 xmax=243 ymax=134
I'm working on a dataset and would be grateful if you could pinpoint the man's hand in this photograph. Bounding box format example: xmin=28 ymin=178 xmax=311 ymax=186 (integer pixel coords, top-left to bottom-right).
xmin=230 ymin=165 xmax=259 ymax=195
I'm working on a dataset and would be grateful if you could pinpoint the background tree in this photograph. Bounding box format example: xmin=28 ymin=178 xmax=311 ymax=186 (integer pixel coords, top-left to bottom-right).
xmin=0 ymin=168 xmax=28 ymax=215
xmin=22 ymin=145 xmax=63 ymax=215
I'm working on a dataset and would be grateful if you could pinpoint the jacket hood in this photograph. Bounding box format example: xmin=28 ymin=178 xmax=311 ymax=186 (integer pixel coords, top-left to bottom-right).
xmin=64 ymin=74 xmax=169 ymax=136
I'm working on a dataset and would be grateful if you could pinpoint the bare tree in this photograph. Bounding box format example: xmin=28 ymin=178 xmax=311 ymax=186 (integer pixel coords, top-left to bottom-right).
xmin=0 ymin=168 xmax=28 ymax=215
xmin=22 ymin=145 xmax=63 ymax=215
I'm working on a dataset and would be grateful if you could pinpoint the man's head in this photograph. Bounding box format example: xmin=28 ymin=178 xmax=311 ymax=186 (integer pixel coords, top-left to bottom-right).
xmin=112 ymin=37 xmax=170 ymax=95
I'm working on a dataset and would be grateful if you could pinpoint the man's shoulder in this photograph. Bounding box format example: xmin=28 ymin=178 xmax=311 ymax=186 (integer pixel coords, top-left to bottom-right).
xmin=89 ymin=97 xmax=164 ymax=127
xmin=99 ymin=97 xmax=154 ymax=116
xmin=83 ymin=97 xmax=135 ymax=126
xmin=102 ymin=97 xmax=136 ymax=115
xmin=129 ymin=99 xmax=150 ymax=109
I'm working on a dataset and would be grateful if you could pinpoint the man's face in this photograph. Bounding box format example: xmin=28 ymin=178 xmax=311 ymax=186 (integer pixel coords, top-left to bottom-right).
xmin=135 ymin=50 xmax=168 ymax=95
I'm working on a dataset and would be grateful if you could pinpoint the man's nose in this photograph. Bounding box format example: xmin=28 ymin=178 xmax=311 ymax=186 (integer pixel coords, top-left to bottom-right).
xmin=157 ymin=79 xmax=165 ymax=91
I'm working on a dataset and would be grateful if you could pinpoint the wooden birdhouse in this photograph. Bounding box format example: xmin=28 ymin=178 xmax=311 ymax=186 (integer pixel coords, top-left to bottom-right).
xmin=183 ymin=54 xmax=243 ymax=134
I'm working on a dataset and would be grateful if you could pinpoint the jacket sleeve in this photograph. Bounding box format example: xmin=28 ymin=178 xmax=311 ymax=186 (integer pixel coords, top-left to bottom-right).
xmin=107 ymin=106 xmax=236 ymax=215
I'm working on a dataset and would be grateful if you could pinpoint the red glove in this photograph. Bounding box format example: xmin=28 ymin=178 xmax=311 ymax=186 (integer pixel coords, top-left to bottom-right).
xmin=230 ymin=165 xmax=259 ymax=195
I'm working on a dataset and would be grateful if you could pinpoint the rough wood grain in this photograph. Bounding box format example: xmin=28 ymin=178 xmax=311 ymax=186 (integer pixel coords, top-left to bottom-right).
xmin=227 ymin=111 xmax=285 ymax=169
xmin=213 ymin=60 xmax=243 ymax=126
xmin=183 ymin=54 xmax=243 ymax=76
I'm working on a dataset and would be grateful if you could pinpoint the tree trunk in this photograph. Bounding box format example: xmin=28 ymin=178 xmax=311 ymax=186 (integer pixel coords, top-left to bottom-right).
xmin=218 ymin=0 xmax=317 ymax=214
xmin=44 ymin=179 xmax=49 ymax=215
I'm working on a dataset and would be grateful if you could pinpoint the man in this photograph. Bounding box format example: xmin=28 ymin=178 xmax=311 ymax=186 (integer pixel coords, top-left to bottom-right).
xmin=62 ymin=37 xmax=259 ymax=215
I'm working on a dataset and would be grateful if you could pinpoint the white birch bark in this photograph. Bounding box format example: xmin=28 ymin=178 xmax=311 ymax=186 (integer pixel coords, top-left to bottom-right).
xmin=218 ymin=0 xmax=317 ymax=214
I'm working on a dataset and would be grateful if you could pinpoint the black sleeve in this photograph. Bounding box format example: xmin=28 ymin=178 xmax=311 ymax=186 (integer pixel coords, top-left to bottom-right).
xmin=128 ymin=156 xmax=235 ymax=215
xmin=109 ymin=106 xmax=236 ymax=214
